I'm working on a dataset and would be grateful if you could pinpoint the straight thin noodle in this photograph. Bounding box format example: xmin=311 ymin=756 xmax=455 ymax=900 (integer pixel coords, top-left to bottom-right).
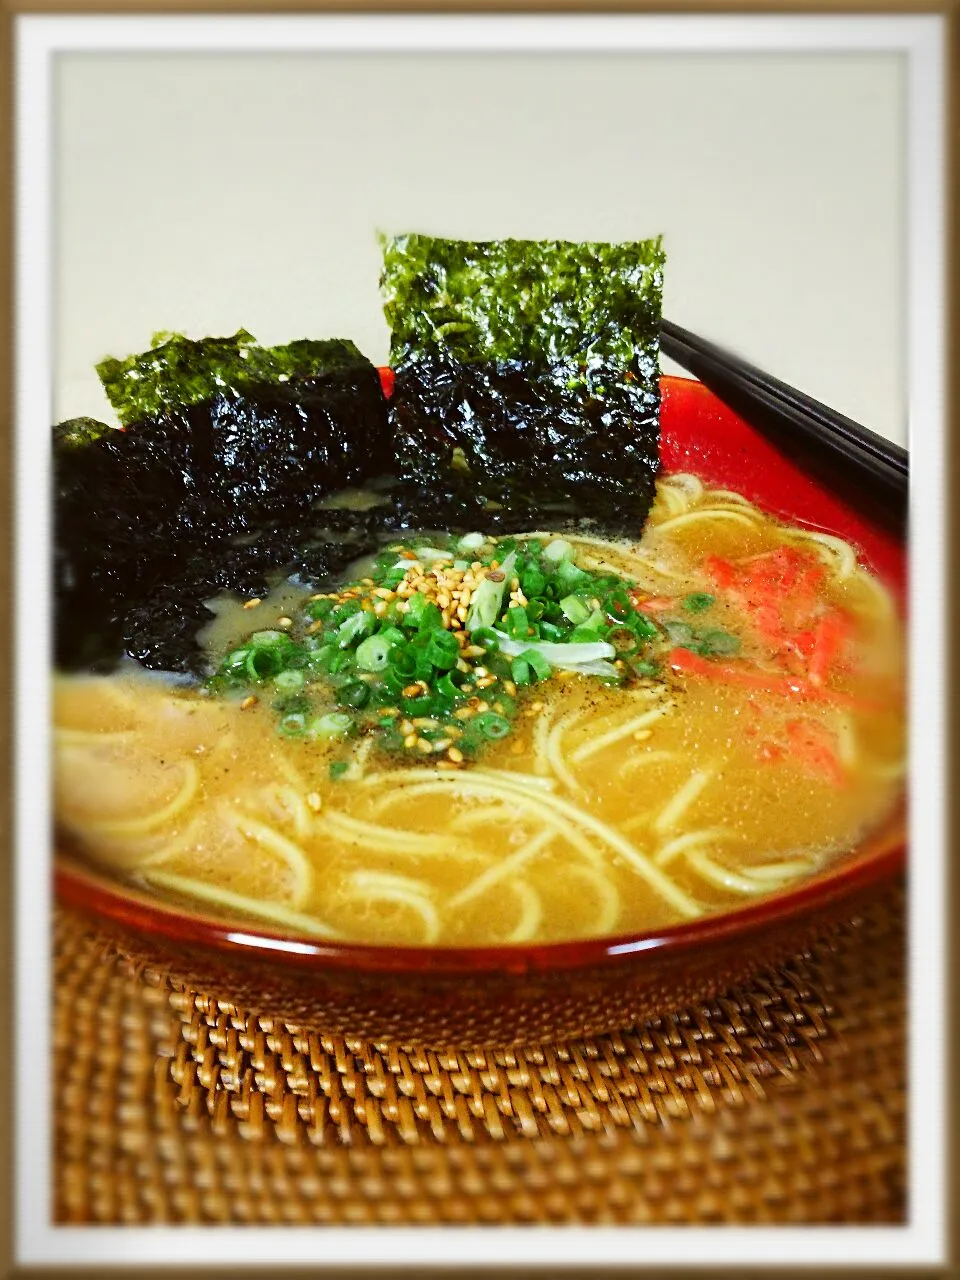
xmin=341 ymin=871 xmax=440 ymax=944
xmin=365 ymin=774 xmax=607 ymax=868
xmin=141 ymin=869 xmax=341 ymax=938
xmin=620 ymin=749 xmax=680 ymax=776
xmin=469 ymin=768 xmax=557 ymax=792
xmin=652 ymin=768 xmax=715 ymax=836
xmin=372 ymin=773 xmax=702 ymax=918
xmin=846 ymin=567 xmax=896 ymax=620
xmin=685 ymin=849 xmax=769 ymax=895
xmin=569 ymin=705 xmax=671 ymax=765
xmin=77 ymin=760 xmax=200 ymax=838
xmin=134 ymin=817 xmax=206 ymax=868
xmin=651 ymin=509 xmax=762 ymax=536
xmin=319 ymin=809 xmax=467 ymax=857
xmin=654 ymin=827 xmax=739 ymax=867
xmin=563 ymin=863 xmax=622 ymax=936
xmin=532 ymin=704 xmax=556 ymax=778
xmin=546 ymin=714 xmax=589 ymax=797
xmin=220 ymin=809 xmax=314 ymax=907
xmin=702 ymin=488 xmax=759 ymax=507
xmin=657 ymin=473 xmax=704 ymax=504
xmin=449 ymin=829 xmax=555 ymax=909
xmin=784 ymin=529 xmax=857 ymax=580
xmin=743 ymin=858 xmax=816 ymax=884
xmin=240 ymin=784 xmax=313 ymax=841
xmin=504 ymin=879 xmax=543 ymax=943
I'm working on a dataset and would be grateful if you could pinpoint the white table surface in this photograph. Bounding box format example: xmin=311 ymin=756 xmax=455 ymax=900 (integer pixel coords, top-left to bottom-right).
xmin=55 ymin=48 xmax=906 ymax=445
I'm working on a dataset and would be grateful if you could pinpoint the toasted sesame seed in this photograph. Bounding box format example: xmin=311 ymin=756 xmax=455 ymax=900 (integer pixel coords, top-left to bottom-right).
xmin=453 ymin=707 xmax=475 ymax=721
xmin=463 ymin=645 xmax=486 ymax=659
xmin=474 ymin=667 xmax=489 ymax=679
xmin=416 ymin=737 xmax=434 ymax=754
xmin=476 ymin=675 xmax=497 ymax=689
xmin=447 ymin=747 xmax=464 ymax=763
xmin=503 ymin=680 xmax=517 ymax=696
xmin=412 ymin=717 xmax=438 ymax=730
xmin=633 ymin=729 xmax=653 ymax=741
xmin=242 ymin=598 xmax=262 ymax=610
xmin=403 ymin=733 xmax=418 ymax=749
xmin=433 ymin=738 xmax=451 ymax=752
xmin=378 ymin=707 xmax=399 ymax=718
xmin=240 ymin=695 xmax=258 ymax=710
xmin=306 ymin=620 xmax=324 ymax=634
xmin=306 ymin=792 xmax=323 ymax=812
xmin=456 ymin=603 xmax=469 ymax=621
xmin=374 ymin=601 xmax=388 ymax=616
xmin=402 ymin=684 xmax=423 ymax=699
xmin=529 ymin=700 xmax=544 ymax=712
xmin=374 ymin=587 xmax=394 ymax=599
xmin=399 ymin=719 xmax=414 ymax=736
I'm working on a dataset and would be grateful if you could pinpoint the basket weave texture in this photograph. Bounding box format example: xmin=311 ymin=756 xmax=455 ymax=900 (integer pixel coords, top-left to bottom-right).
xmin=53 ymin=881 xmax=905 ymax=1225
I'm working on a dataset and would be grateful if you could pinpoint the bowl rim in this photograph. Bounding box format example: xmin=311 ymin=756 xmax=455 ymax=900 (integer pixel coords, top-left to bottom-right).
xmin=54 ymin=372 xmax=907 ymax=978
xmin=55 ymin=814 xmax=905 ymax=976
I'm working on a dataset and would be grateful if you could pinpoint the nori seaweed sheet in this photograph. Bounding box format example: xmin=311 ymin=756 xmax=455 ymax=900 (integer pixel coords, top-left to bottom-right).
xmin=97 ymin=330 xmax=372 ymax=427
xmin=54 ymin=348 xmax=392 ymax=673
xmin=381 ymin=235 xmax=664 ymax=533
xmin=56 ymin=238 xmax=666 ymax=676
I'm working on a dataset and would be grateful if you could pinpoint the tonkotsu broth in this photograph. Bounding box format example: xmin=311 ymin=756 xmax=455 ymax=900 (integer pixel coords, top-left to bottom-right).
xmin=53 ymin=474 xmax=905 ymax=945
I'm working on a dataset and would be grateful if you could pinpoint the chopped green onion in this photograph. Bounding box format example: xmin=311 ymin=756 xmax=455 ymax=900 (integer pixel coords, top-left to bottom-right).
xmin=389 ymin=646 xmax=418 ymax=678
xmin=337 ymin=679 xmax=371 ymax=709
xmin=542 ymin=538 xmax=574 ymax=564
xmin=329 ymin=761 xmax=350 ymax=780
xmin=307 ymin=712 xmax=354 ymax=741
xmin=416 ymin=602 xmax=444 ymax=633
xmin=465 ymin=551 xmax=515 ymax=631
xmin=425 ymin=630 xmax=460 ymax=668
xmin=250 ymin=629 xmax=288 ymax=649
xmin=273 ymin=669 xmax=306 ymax=694
xmin=470 ymin=711 xmax=511 ymax=740
xmin=699 ymin=629 xmax=740 ymax=656
xmin=278 ymin=712 xmax=307 ymax=736
xmin=337 ymin=610 xmax=375 ymax=647
xmin=305 ymin=598 xmax=335 ymax=621
xmin=519 ymin=647 xmax=551 ymax=681
xmin=505 ymin=605 xmax=529 ymax=639
xmin=559 ymin=594 xmax=590 ymax=624
xmin=683 ymin=592 xmax=715 ymax=613
xmin=510 ymin=656 xmax=532 ymax=686
xmin=470 ymin=626 xmax=500 ymax=652
xmin=356 ymin=634 xmax=394 ymax=672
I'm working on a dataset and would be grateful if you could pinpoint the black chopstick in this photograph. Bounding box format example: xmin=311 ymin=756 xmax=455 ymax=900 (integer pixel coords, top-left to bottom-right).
xmin=660 ymin=319 xmax=908 ymax=535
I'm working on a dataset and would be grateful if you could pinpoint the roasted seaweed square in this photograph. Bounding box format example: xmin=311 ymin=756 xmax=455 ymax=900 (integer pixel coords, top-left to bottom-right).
xmin=381 ymin=234 xmax=664 ymax=533
xmin=54 ymin=346 xmax=390 ymax=672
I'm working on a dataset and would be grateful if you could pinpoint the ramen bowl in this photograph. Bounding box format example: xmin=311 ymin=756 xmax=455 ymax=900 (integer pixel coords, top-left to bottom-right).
xmin=55 ymin=376 xmax=907 ymax=1047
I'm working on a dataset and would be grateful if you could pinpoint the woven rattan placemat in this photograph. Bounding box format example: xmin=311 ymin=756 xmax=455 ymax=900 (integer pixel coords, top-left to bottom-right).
xmin=53 ymin=881 xmax=906 ymax=1225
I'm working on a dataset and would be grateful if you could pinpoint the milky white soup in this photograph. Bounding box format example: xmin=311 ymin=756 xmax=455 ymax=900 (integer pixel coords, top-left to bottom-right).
xmin=54 ymin=474 xmax=905 ymax=945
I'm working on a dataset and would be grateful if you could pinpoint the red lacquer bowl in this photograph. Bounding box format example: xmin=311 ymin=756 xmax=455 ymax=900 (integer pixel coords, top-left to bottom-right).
xmin=55 ymin=375 xmax=907 ymax=1047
